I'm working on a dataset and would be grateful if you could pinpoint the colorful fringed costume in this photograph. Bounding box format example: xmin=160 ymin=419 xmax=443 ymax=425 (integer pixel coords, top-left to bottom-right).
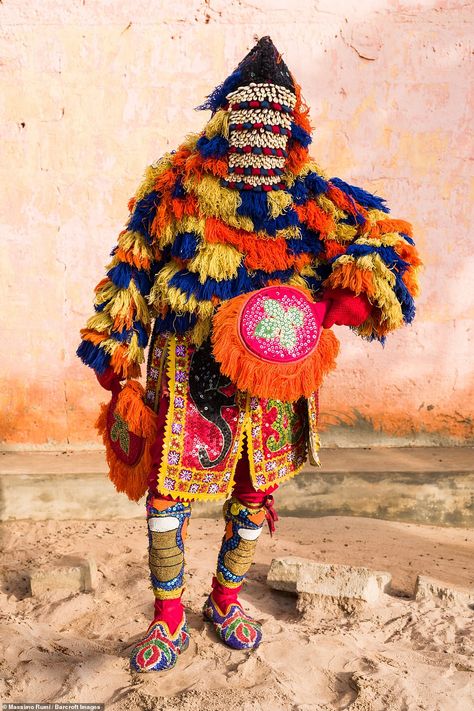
xmin=77 ymin=37 xmax=421 ymax=671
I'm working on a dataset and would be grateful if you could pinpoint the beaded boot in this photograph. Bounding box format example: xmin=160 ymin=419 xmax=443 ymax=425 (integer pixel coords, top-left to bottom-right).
xmin=130 ymin=496 xmax=191 ymax=672
xmin=203 ymin=497 xmax=266 ymax=650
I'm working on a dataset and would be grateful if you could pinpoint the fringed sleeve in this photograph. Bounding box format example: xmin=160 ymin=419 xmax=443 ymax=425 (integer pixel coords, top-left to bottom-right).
xmin=307 ymin=174 xmax=422 ymax=342
xmin=76 ymin=160 xmax=171 ymax=379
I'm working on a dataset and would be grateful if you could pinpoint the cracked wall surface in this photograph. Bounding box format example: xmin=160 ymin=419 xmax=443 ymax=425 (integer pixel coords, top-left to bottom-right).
xmin=0 ymin=0 xmax=472 ymax=448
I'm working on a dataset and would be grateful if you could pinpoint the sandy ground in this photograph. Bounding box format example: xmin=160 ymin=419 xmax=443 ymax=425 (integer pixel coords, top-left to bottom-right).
xmin=1 ymin=515 xmax=473 ymax=711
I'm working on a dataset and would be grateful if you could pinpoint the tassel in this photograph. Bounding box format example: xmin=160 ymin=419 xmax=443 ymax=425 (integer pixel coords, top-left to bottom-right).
xmin=96 ymin=381 xmax=159 ymax=502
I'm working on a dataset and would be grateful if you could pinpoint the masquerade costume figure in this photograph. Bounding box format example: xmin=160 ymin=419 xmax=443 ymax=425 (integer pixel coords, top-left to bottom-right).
xmin=77 ymin=37 xmax=421 ymax=672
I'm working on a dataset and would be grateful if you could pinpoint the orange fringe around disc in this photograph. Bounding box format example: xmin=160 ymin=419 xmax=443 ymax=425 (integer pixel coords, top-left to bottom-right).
xmin=95 ymin=380 xmax=158 ymax=501
xmin=211 ymin=291 xmax=340 ymax=402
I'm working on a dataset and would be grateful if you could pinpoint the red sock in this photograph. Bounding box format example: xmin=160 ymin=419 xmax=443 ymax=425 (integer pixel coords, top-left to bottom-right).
xmin=153 ymin=597 xmax=184 ymax=635
xmin=211 ymin=576 xmax=242 ymax=614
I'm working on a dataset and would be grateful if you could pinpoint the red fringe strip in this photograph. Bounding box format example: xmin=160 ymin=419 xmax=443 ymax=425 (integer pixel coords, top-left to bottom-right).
xmin=95 ymin=381 xmax=158 ymax=501
xmin=211 ymin=291 xmax=340 ymax=402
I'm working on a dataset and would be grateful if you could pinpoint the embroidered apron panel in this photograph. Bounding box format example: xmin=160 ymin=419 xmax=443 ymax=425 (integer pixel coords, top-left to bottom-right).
xmin=245 ymin=396 xmax=307 ymax=491
xmin=145 ymin=332 xmax=313 ymax=501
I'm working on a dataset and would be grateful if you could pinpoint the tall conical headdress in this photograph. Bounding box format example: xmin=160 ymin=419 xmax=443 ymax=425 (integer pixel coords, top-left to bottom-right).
xmin=197 ymin=36 xmax=312 ymax=192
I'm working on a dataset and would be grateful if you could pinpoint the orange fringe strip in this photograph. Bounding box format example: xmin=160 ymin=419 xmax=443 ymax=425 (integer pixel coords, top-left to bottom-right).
xmin=211 ymin=290 xmax=340 ymax=402
xmin=285 ymin=141 xmax=310 ymax=176
xmin=205 ymin=217 xmax=293 ymax=272
xmin=295 ymin=202 xmax=335 ymax=238
xmin=112 ymin=303 xmax=137 ymax=332
xmin=110 ymin=346 xmax=141 ymax=379
xmin=292 ymin=78 xmax=312 ymax=134
xmin=367 ymin=219 xmax=414 ymax=239
xmin=171 ymin=193 xmax=199 ymax=220
xmin=80 ymin=329 xmax=108 ymax=345
xmin=324 ymin=262 xmax=377 ymax=297
xmin=402 ymin=267 xmax=420 ymax=297
xmin=322 ymin=240 xmax=347 ymax=260
xmin=115 ymin=247 xmax=151 ymax=271
xmin=327 ymin=184 xmax=368 ymax=221
xmin=151 ymin=194 xmax=174 ymax=237
xmin=393 ymin=240 xmax=422 ymax=269
xmin=96 ymin=381 xmax=158 ymax=502
xmin=94 ymin=277 xmax=110 ymax=294
xmin=183 ymin=151 xmax=228 ymax=181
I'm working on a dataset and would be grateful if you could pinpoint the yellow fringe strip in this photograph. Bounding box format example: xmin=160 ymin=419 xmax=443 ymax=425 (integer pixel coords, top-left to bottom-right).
xmin=167 ymin=287 xmax=215 ymax=319
xmin=315 ymin=194 xmax=346 ymax=225
xmin=94 ymin=280 xmax=119 ymax=307
xmin=148 ymin=261 xmax=180 ymax=307
xmin=328 ymin=253 xmax=404 ymax=333
xmin=134 ymin=155 xmax=174 ymax=204
xmin=277 ymin=225 xmax=302 ymax=239
xmin=334 ymin=222 xmax=358 ymax=243
xmin=86 ymin=312 xmax=113 ymax=333
xmin=205 ymin=109 xmax=230 ymax=139
xmin=188 ymin=241 xmax=243 ymax=282
xmin=267 ymin=190 xmax=293 ymax=218
xmin=287 ymin=273 xmax=312 ymax=290
xmin=188 ymin=317 xmax=212 ymax=346
xmin=365 ymin=208 xmax=392 ymax=225
xmin=117 ymin=229 xmax=155 ymax=260
xmin=183 ymin=173 xmax=254 ymax=231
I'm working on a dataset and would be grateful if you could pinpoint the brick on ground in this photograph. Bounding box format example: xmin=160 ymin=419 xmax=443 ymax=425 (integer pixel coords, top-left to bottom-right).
xmin=267 ymin=556 xmax=392 ymax=604
xmin=415 ymin=575 xmax=474 ymax=607
xmin=29 ymin=556 xmax=97 ymax=596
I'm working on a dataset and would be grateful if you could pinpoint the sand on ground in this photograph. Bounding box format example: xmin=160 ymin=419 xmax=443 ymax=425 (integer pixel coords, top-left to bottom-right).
xmin=1 ymin=515 xmax=473 ymax=711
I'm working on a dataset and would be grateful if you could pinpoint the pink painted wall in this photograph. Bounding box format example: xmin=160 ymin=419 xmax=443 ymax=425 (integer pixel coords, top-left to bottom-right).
xmin=1 ymin=0 xmax=472 ymax=449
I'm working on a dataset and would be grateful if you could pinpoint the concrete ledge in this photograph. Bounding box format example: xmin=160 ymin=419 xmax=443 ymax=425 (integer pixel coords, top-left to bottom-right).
xmin=1 ymin=447 xmax=473 ymax=526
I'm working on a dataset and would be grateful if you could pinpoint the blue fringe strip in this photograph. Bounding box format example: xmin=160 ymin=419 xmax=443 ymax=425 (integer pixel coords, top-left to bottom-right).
xmin=236 ymin=191 xmax=299 ymax=235
xmin=394 ymin=273 xmax=416 ymax=324
xmin=127 ymin=190 xmax=160 ymax=243
xmin=94 ymin=299 xmax=109 ymax=313
xmin=344 ymin=244 xmax=409 ymax=275
xmin=109 ymin=321 xmax=149 ymax=348
xmin=305 ymin=172 xmax=329 ymax=196
xmin=290 ymin=122 xmax=312 ymax=148
xmin=172 ymin=177 xmax=186 ymax=199
xmin=171 ymin=231 xmax=200 ymax=260
xmin=330 ymin=177 xmax=389 ymax=214
xmin=76 ymin=340 xmax=110 ymax=374
xmin=197 ymin=134 xmax=230 ymax=159
xmin=153 ymin=310 xmax=198 ymax=335
xmin=107 ymin=263 xmax=152 ymax=295
xmin=196 ymin=68 xmax=243 ymax=113
xmin=169 ymin=265 xmax=294 ymax=302
xmin=400 ymin=232 xmax=415 ymax=246
xmin=286 ymin=225 xmax=324 ymax=256
xmin=289 ymin=178 xmax=310 ymax=205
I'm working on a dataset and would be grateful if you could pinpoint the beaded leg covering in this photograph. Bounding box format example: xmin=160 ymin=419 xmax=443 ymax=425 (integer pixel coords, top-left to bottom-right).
xmin=203 ymin=497 xmax=265 ymax=650
xmin=130 ymin=497 xmax=191 ymax=673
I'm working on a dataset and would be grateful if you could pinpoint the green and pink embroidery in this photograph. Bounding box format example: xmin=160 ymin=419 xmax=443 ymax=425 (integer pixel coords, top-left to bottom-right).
xmin=254 ymin=298 xmax=304 ymax=351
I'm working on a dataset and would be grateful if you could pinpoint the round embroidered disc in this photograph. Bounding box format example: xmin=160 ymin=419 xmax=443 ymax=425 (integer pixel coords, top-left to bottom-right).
xmin=239 ymin=286 xmax=323 ymax=363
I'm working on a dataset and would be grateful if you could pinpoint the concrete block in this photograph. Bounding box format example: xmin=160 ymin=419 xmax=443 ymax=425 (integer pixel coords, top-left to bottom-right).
xmin=29 ymin=555 xmax=97 ymax=596
xmin=267 ymin=556 xmax=392 ymax=604
xmin=414 ymin=575 xmax=474 ymax=607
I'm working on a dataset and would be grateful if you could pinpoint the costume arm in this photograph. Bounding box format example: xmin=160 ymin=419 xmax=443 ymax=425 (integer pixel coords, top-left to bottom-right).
xmin=77 ymin=159 xmax=172 ymax=379
xmin=312 ymin=175 xmax=422 ymax=342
